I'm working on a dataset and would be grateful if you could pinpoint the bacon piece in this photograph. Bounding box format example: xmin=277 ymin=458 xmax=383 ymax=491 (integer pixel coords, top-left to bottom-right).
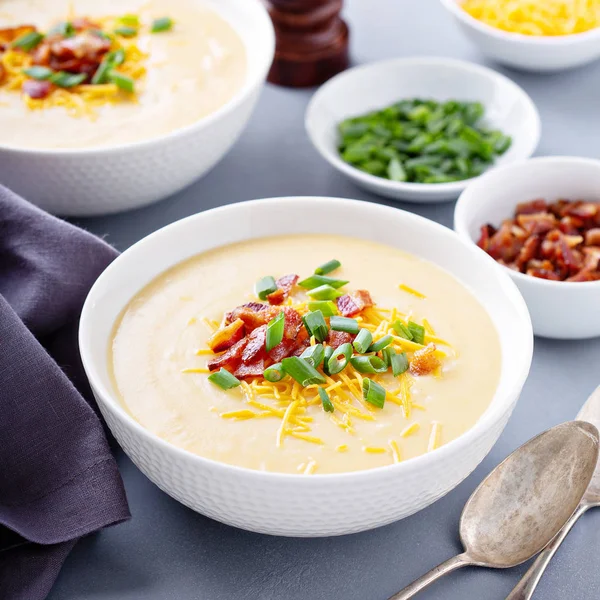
xmin=515 ymin=234 xmax=542 ymax=271
xmin=561 ymin=201 xmax=598 ymax=220
xmin=558 ymin=216 xmax=582 ymax=235
xmin=207 ymin=338 xmax=248 ymax=373
xmin=267 ymin=274 xmax=298 ymax=305
xmin=207 ymin=318 xmax=245 ymax=353
xmin=556 ymin=233 xmax=582 ymax=275
xmin=0 ymin=25 xmax=36 ymax=49
xmin=0 ymin=62 xmax=5 ymax=84
xmin=336 ymin=290 xmax=374 ymax=317
xmin=583 ymin=247 xmax=600 ymax=270
xmin=516 ymin=213 xmax=556 ymax=235
xmin=268 ymin=338 xmax=298 ymax=363
xmin=282 ymin=307 xmax=302 ymax=340
xmin=409 ymin=343 xmax=440 ymax=376
xmin=292 ymin=339 xmax=311 ymax=357
xmin=234 ymin=359 xmax=265 ymax=379
xmin=327 ymin=330 xmax=354 ymax=349
xmin=585 ymin=229 xmax=600 ymax=246
xmin=515 ymin=199 xmax=548 ymax=215
xmin=226 ymin=303 xmax=279 ymax=332
xmin=566 ymin=268 xmax=600 ymax=282
xmin=526 ymin=267 xmax=560 ymax=281
xmin=476 ymin=224 xmax=496 ymax=252
xmin=486 ymin=222 xmax=525 ymax=263
xmin=242 ymin=325 xmax=267 ymax=363
xmin=72 ymin=17 xmax=101 ymax=31
xmin=22 ymin=80 xmax=52 ymax=99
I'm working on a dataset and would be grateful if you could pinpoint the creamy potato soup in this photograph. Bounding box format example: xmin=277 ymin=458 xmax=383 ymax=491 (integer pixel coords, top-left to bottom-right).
xmin=0 ymin=0 xmax=246 ymax=148
xmin=111 ymin=235 xmax=502 ymax=475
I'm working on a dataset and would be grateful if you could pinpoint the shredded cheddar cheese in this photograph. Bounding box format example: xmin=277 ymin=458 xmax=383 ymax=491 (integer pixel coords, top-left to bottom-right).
xmin=401 ymin=423 xmax=421 ymax=438
xmin=389 ymin=439 xmax=401 ymax=463
xmin=399 ymin=283 xmax=426 ymax=299
xmin=461 ymin=0 xmax=600 ymax=36
xmin=428 ymin=421 xmax=442 ymax=452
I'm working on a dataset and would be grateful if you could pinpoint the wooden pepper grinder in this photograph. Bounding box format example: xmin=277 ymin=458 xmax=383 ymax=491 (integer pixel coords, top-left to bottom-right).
xmin=266 ymin=0 xmax=350 ymax=88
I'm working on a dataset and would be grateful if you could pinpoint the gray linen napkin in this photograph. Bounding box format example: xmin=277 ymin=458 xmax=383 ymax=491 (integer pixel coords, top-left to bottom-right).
xmin=0 ymin=186 xmax=130 ymax=599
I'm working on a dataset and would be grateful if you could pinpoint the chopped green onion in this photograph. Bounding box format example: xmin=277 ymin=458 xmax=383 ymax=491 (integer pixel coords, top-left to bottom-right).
xmin=119 ymin=14 xmax=140 ymax=27
xmin=114 ymin=26 xmax=138 ymax=37
xmin=407 ymin=321 xmax=425 ymax=345
xmin=307 ymin=301 xmax=338 ymax=317
xmin=108 ymin=71 xmax=135 ymax=93
xmin=266 ymin=311 xmax=285 ymax=352
xmin=353 ymin=328 xmax=373 ymax=354
xmin=208 ymin=368 xmax=241 ymax=390
xmin=327 ymin=342 xmax=353 ymax=375
xmin=255 ymin=276 xmax=277 ymax=300
xmin=368 ymin=334 xmax=392 ymax=353
xmin=264 ymin=363 xmax=285 ymax=383
xmin=48 ymin=71 xmax=87 ymax=88
xmin=281 ymin=356 xmax=325 ymax=386
xmin=392 ymin=320 xmax=413 ymax=340
xmin=12 ymin=31 xmax=44 ymax=51
xmin=91 ymin=29 xmax=112 ymax=40
xmin=302 ymin=310 xmax=328 ymax=342
xmin=307 ymin=284 xmax=343 ymax=300
xmin=318 ymin=387 xmax=334 ymax=413
xmin=298 ymin=274 xmax=349 ymax=290
xmin=350 ymin=355 xmax=388 ymax=374
xmin=322 ymin=346 xmax=334 ymax=376
xmin=110 ymin=48 xmax=126 ymax=66
xmin=49 ymin=21 xmax=75 ymax=37
xmin=330 ymin=316 xmax=359 ymax=334
xmin=151 ymin=17 xmax=174 ymax=33
xmin=300 ymin=344 xmax=325 ymax=368
xmin=390 ymin=351 xmax=409 ymax=377
xmin=22 ymin=66 xmax=53 ymax=81
xmin=315 ymin=259 xmax=341 ymax=276
xmin=93 ymin=48 xmax=128 ymax=85
xmin=363 ymin=378 xmax=386 ymax=408
xmin=382 ymin=347 xmax=395 ymax=367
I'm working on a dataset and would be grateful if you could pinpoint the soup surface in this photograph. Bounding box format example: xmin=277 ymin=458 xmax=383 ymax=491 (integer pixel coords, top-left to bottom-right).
xmin=0 ymin=0 xmax=246 ymax=149
xmin=111 ymin=235 xmax=502 ymax=475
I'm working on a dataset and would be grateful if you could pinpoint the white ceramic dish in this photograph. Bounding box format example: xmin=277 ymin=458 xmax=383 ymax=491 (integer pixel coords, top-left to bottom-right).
xmin=80 ymin=197 xmax=533 ymax=537
xmin=305 ymin=57 xmax=540 ymax=204
xmin=440 ymin=0 xmax=600 ymax=72
xmin=455 ymin=156 xmax=600 ymax=340
xmin=0 ymin=0 xmax=274 ymax=217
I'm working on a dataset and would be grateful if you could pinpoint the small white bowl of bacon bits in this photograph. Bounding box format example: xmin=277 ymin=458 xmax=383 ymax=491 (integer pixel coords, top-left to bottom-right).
xmin=455 ymin=156 xmax=600 ymax=340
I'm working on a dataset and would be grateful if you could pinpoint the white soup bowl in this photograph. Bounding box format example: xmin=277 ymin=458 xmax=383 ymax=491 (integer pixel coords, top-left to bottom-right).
xmin=0 ymin=0 xmax=274 ymax=216
xmin=80 ymin=197 xmax=533 ymax=536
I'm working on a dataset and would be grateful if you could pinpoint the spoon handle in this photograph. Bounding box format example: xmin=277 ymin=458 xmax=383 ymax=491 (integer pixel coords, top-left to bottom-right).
xmin=388 ymin=553 xmax=471 ymax=600
xmin=505 ymin=503 xmax=590 ymax=600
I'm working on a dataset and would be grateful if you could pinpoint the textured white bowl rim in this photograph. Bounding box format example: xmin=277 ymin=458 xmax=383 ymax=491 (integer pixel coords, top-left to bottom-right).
xmin=455 ymin=155 xmax=600 ymax=291
xmin=0 ymin=0 xmax=274 ymax=155
xmin=80 ymin=196 xmax=534 ymax=484
xmin=305 ymin=56 xmax=541 ymax=198
xmin=440 ymin=0 xmax=600 ymax=45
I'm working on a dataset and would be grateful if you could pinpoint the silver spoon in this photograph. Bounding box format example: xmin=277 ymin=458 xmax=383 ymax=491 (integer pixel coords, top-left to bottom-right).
xmin=506 ymin=386 xmax=600 ymax=600
xmin=388 ymin=420 xmax=599 ymax=600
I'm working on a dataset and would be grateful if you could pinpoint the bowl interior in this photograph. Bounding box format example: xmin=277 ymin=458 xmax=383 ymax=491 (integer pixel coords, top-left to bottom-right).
xmin=455 ymin=157 xmax=600 ymax=243
xmin=80 ymin=197 xmax=533 ymax=473
xmin=305 ymin=58 xmax=540 ymax=189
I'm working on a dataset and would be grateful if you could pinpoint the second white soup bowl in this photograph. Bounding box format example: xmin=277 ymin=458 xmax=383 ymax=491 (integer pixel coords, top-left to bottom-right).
xmin=80 ymin=197 xmax=533 ymax=536
xmin=0 ymin=0 xmax=274 ymax=216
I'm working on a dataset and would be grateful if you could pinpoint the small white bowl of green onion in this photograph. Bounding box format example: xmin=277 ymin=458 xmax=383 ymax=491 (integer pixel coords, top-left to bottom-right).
xmin=306 ymin=57 xmax=540 ymax=203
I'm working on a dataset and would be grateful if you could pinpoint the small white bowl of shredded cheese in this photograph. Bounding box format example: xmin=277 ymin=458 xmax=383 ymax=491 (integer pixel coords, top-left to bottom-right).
xmin=440 ymin=0 xmax=600 ymax=71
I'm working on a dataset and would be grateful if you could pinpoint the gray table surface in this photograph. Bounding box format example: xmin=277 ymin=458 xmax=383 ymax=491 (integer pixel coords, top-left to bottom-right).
xmin=49 ymin=1 xmax=600 ymax=598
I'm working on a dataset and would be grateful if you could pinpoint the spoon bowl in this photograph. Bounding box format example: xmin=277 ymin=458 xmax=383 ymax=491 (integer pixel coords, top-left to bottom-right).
xmin=460 ymin=420 xmax=599 ymax=568
xmin=389 ymin=420 xmax=599 ymax=600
